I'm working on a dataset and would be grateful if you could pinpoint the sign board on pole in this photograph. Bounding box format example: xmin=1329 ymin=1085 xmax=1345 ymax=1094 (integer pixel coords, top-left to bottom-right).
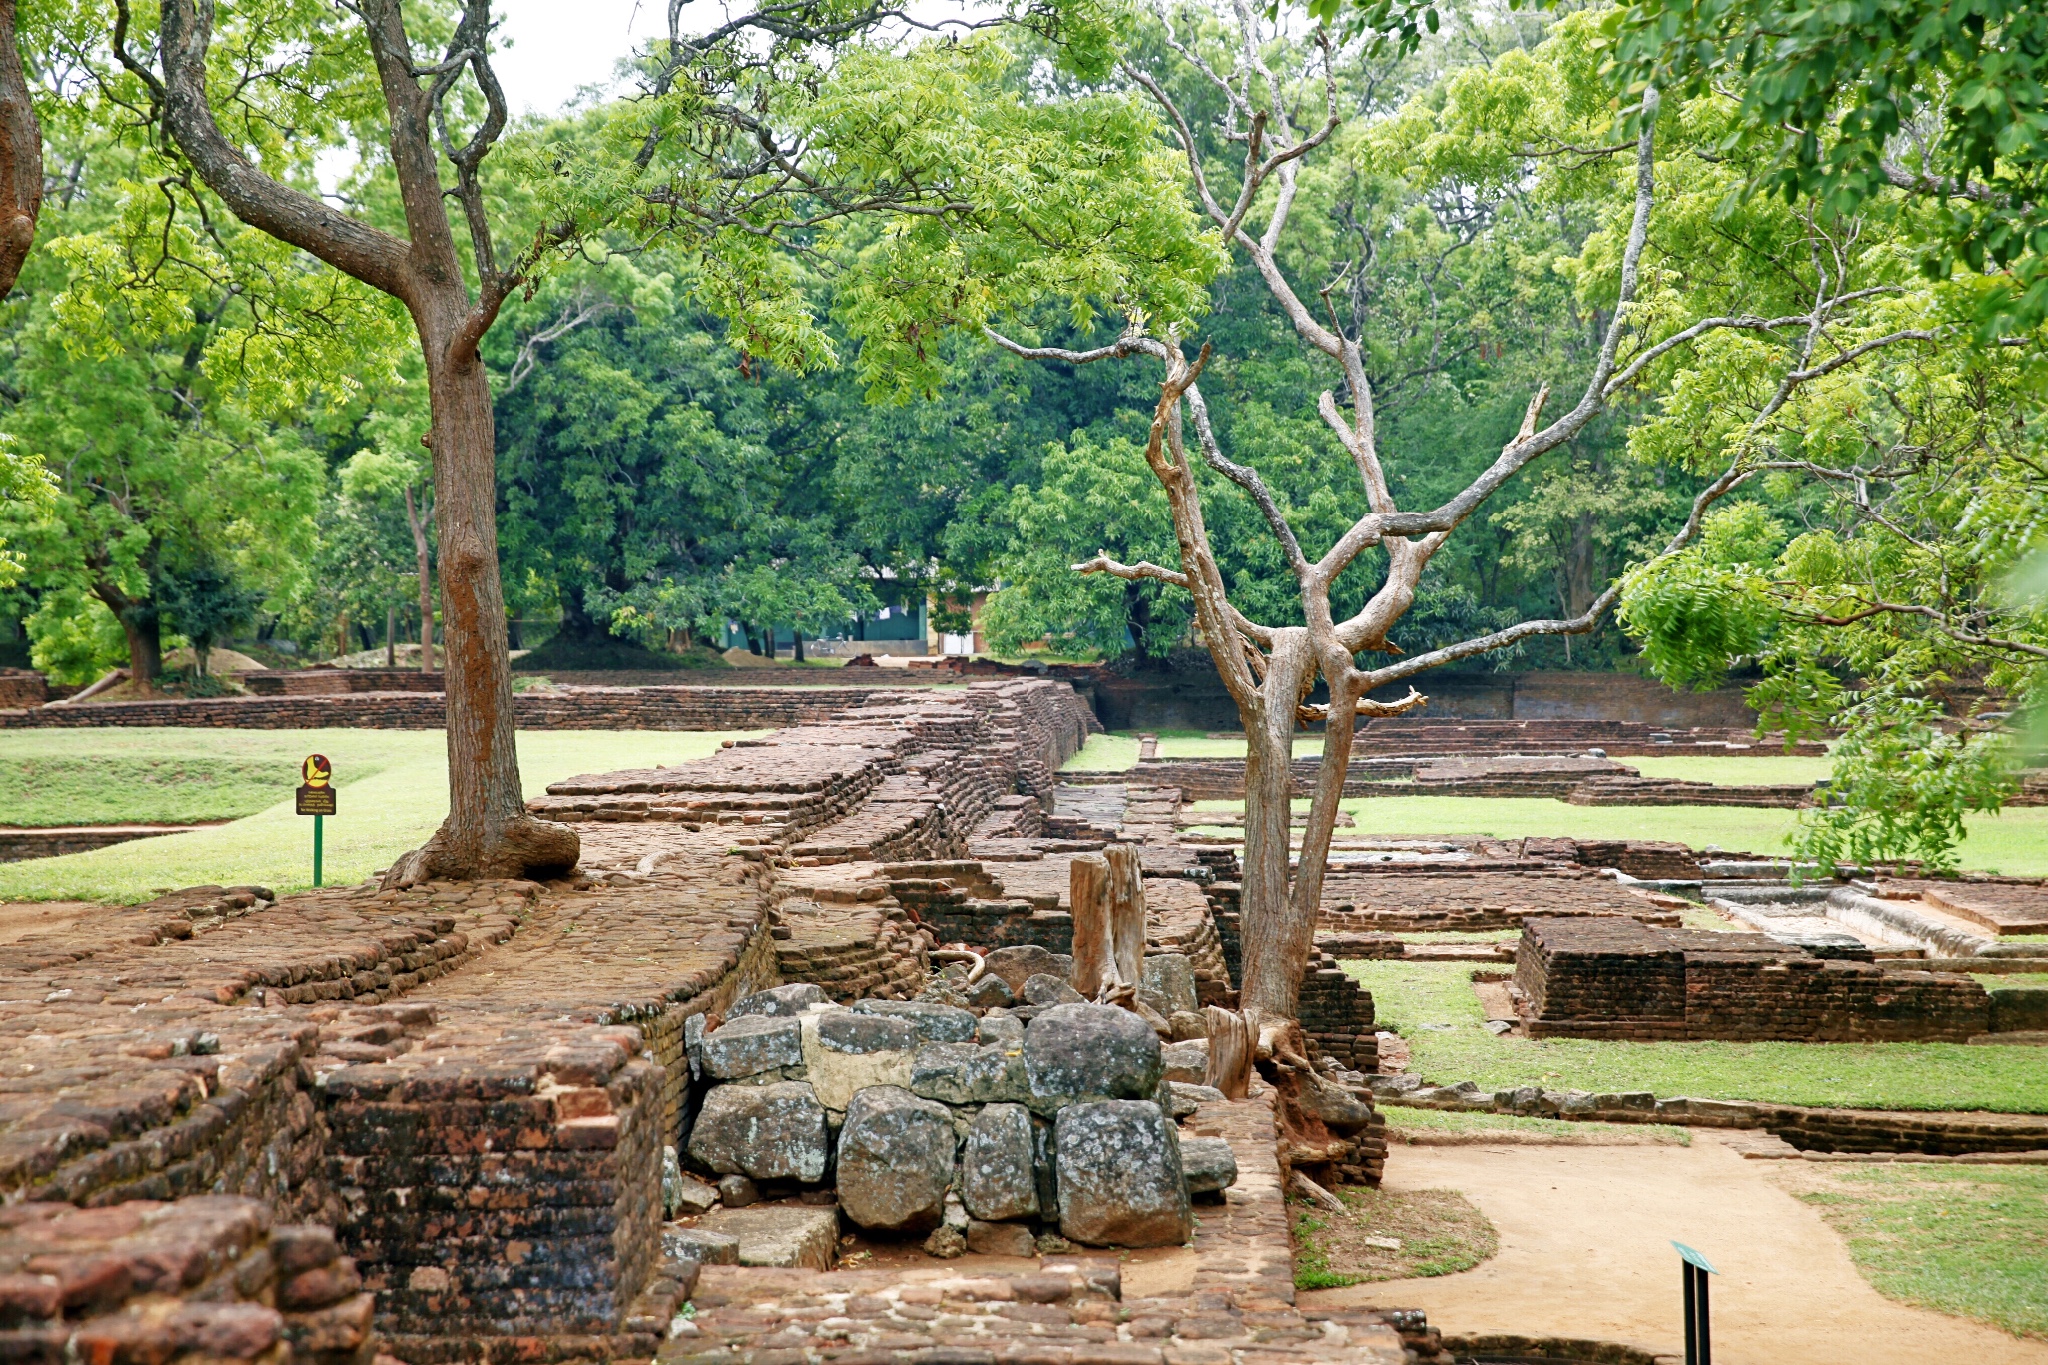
xmin=296 ymin=754 xmax=337 ymax=816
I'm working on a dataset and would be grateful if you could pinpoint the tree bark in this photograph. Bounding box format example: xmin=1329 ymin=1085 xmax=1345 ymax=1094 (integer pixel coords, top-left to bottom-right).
xmin=1069 ymin=853 xmax=1112 ymax=998
xmin=403 ymin=484 xmax=436 ymax=672
xmin=0 ymin=0 xmax=42 ymax=299
xmin=1235 ymin=637 xmax=1314 ymax=1018
xmin=94 ymin=584 xmax=161 ymax=694
xmin=386 ymin=605 xmax=397 ymax=667
xmin=1105 ymin=841 xmax=1145 ymax=988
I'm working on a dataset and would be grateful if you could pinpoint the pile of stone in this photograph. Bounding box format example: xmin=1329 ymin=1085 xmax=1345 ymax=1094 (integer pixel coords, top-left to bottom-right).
xmin=677 ymin=977 xmax=1237 ymax=1257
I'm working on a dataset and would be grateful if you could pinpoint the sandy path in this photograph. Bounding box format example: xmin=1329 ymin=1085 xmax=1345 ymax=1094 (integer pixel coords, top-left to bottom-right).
xmin=1300 ymin=1134 xmax=2048 ymax=1364
xmin=0 ymin=900 xmax=105 ymax=945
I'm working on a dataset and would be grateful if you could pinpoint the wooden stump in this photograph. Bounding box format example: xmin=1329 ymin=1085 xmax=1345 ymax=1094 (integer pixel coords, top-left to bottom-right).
xmin=1204 ymin=1005 xmax=1256 ymax=1100
xmin=1070 ymin=853 xmax=1112 ymax=998
xmin=1105 ymin=842 xmax=1145 ymax=988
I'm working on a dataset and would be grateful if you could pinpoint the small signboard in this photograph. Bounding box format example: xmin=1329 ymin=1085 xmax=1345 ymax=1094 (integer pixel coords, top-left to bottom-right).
xmin=296 ymin=753 xmax=337 ymax=816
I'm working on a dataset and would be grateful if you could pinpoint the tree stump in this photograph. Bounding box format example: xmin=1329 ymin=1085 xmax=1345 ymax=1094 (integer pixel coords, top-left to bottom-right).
xmin=1204 ymin=1005 xmax=1256 ymax=1100
xmin=1105 ymin=842 xmax=1146 ymax=988
xmin=1070 ymin=853 xmax=1112 ymax=998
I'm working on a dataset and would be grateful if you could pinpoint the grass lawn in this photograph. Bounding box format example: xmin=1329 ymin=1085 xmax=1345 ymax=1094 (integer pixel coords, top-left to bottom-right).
xmin=1292 ymin=1185 xmax=1498 ymax=1289
xmin=0 ymin=754 xmax=295 ymax=826
xmin=1785 ymin=1163 xmax=2048 ymax=1340
xmin=1623 ymin=754 xmax=1833 ymax=784
xmin=0 ymin=728 xmax=761 ymax=903
xmin=1346 ymin=959 xmax=2048 ymax=1113
xmin=1383 ymin=1106 xmax=1692 ymax=1144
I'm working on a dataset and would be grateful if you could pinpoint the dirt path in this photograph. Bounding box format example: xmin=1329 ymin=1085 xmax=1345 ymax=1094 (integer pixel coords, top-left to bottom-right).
xmin=1300 ymin=1133 xmax=2048 ymax=1364
xmin=0 ymin=900 xmax=105 ymax=945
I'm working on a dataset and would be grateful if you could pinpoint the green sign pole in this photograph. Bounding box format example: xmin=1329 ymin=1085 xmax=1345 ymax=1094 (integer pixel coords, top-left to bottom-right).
xmin=313 ymin=813 xmax=324 ymax=888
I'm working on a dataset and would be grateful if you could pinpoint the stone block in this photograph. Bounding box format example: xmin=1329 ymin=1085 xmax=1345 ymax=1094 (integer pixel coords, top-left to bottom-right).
xmin=911 ymin=1043 xmax=1030 ymax=1106
xmin=1141 ymin=955 xmax=1200 ymax=1016
xmin=799 ymin=1012 xmax=915 ymax=1112
xmin=662 ymin=1226 xmax=741 ymax=1266
xmin=960 ymin=1102 xmax=1038 ymax=1222
xmin=698 ymin=1205 xmax=839 ymax=1270
xmin=1024 ymin=1004 xmax=1162 ymax=1110
xmin=687 ymin=1082 xmax=829 ymax=1182
xmin=1023 ymin=974 xmax=1085 ymax=1006
xmin=1054 ymin=1100 xmax=1192 ymax=1248
xmin=965 ymin=974 xmax=1016 ymax=1010
xmin=966 ymin=1219 xmax=1038 ymax=1258
xmin=976 ymin=1013 xmax=1025 ymax=1049
xmin=1159 ymin=1040 xmax=1208 ymax=1084
xmin=983 ymin=946 xmax=1074 ymax=992
xmin=817 ymin=1010 xmax=920 ymax=1054
xmin=730 ymin=983 xmax=829 ymax=1018
xmin=1179 ymin=1137 xmax=1237 ymax=1195
xmin=701 ymin=1015 xmax=804 ymax=1080
xmin=836 ymin=1086 xmax=957 ymax=1233
xmin=851 ymin=998 xmax=978 ymax=1043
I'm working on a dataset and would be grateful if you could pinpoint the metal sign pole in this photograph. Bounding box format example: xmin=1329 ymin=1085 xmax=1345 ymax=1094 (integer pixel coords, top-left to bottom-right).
xmin=313 ymin=813 xmax=324 ymax=888
xmin=1672 ymin=1242 xmax=1716 ymax=1365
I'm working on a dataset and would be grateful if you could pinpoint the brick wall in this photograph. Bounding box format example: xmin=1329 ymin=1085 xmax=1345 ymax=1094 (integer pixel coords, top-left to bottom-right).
xmin=1516 ymin=916 xmax=1993 ymax=1042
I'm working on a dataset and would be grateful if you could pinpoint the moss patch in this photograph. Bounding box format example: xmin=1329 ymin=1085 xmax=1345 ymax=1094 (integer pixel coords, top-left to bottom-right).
xmin=1293 ymin=1186 xmax=1498 ymax=1288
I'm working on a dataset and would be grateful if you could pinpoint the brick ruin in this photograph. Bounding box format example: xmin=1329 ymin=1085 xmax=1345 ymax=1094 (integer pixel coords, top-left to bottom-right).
xmin=1511 ymin=916 xmax=2000 ymax=1042
xmin=2 ymin=680 xmax=1419 ymax=1365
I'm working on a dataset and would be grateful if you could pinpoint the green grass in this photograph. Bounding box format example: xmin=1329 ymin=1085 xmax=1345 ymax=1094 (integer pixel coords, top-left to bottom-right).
xmin=1382 ymin=1106 xmax=1691 ymax=1143
xmin=1794 ymin=1164 xmax=2048 ymax=1339
xmin=1334 ymin=795 xmax=2048 ymax=876
xmin=1292 ymin=1186 xmax=1499 ymax=1288
xmin=1975 ymin=974 xmax=2048 ymax=990
xmin=1625 ymin=754 xmax=1834 ymax=784
xmin=1346 ymin=959 xmax=2048 ymax=1113
xmin=0 ymin=755 xmax=302 ymax=826
xmin=1061 ymin=733 xmax=1140 ymax=771
xmin=0 ymin=728 xmax=761 ymax=903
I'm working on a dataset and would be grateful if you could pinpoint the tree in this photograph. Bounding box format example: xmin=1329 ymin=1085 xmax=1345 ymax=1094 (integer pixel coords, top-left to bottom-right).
xmin=159 ymin=558 xmax=263 ymax=675
xmin=0 ymin=0 xmax=40 ymax=298
xmin=121 ymin=0 xmax=1109 ymax=881
xmin=827 ymin=8 xmax=1950 ymax=1017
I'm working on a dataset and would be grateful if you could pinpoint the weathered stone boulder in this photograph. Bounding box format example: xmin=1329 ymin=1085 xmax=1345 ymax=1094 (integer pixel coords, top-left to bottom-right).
xmin=662 ymin=1226 xmax=740 ymax=1266
xmin=729 ymin=983 xmax=829 ymax=1018
xmin=1179 ymin=1136 xmax=1238 ymax=1195
xmin=964 ymin=974 xmax=1015 ymax=1010
xmin=1054 ymin=1100 xmax=1192 ymax=1248
xmin=1023 ymin=974 xmax=1085 ymax=1007
xmin=800 ymin=1012 xmax=914 ymax=1111
xmin=852 ymin=998 xmax=978 ymax=1044
xmin=836 ymin=1086 xmax=957 ymax=1233
xmin=959 ymin=1102 xmax=1038 ymax=1222
xmin=1023 ymin=1004 xmax=1162 ymax=1109
xmin=701 ymin=1014 xmax=805 ymax=1080
xmin=1141 ymin=955 xmax=1200 ymax=1016
xmin=910 ymin=1042 xmax=1029 ymax=1105
xmin=1159 ymin=1040 xmax=1209 ymax=1084
xmin=975 ymin=1013 xmax=1025 ymax=1049
xmin=687 ymin=1081 xmax=829 ymax=1182
xmin=817 ymin=1010 xmax=920 ymax=1054
xmin=983 ymin=946 xmax=1072 ymax=993
xmin=966 ymin=1219 xmax=1037 ymax=1258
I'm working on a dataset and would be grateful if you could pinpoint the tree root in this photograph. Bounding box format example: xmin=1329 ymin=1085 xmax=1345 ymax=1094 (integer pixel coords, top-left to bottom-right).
xmin=382 ymin=814 xmax=581 ymax=889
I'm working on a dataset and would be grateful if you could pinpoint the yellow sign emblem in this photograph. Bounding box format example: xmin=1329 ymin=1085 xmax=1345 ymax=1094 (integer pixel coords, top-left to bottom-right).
xmin=302 ymin=754 xmax=333 ymax=787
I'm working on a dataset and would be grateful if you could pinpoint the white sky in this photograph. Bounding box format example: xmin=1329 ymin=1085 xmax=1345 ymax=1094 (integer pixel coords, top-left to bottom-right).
xmin=490 ymin=0 xmax=669 ymax=118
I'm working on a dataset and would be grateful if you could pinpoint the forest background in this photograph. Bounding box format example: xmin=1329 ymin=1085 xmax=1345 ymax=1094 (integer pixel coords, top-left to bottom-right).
xmin=0 ymin=0 xmax=2042 ymax=873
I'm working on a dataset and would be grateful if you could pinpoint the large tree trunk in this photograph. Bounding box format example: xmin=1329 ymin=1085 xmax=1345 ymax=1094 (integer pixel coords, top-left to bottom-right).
xmin=95 ymin=585 xmax=162 ymax=694
xmin=0 ymin=0 xmax=41 ymax=299
xmin=1235 ymin=636 xmax=1315 ymax=1018
xmin=404 ymin=484 xmax=435 ymax=671
xmin=385 ymin=322 xmax=578 ymax=884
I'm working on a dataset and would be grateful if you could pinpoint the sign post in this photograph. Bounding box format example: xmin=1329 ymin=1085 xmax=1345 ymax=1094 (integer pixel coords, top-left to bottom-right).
xmin=296 ymin=754 xmax=336 ymax=887
xmin=1671 ymin=1242 xmax=1717 ymax=1365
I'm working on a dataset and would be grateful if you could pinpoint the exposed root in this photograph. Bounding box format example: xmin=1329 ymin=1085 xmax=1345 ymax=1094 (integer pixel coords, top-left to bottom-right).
xmin=382 ymin=814 xmax=581 ymax=889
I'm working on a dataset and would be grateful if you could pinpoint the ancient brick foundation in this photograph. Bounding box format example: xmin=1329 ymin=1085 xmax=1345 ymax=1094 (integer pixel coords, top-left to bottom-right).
xmin=1513 ymin=916 xmax=1994 ymax=1041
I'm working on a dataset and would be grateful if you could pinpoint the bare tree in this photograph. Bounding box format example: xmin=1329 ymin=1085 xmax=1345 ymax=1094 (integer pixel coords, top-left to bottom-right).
xmin=992 ymin=9 xmax=1938 ymax=1019
xmin=0 ymin=0 xmax=41 ymax=298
